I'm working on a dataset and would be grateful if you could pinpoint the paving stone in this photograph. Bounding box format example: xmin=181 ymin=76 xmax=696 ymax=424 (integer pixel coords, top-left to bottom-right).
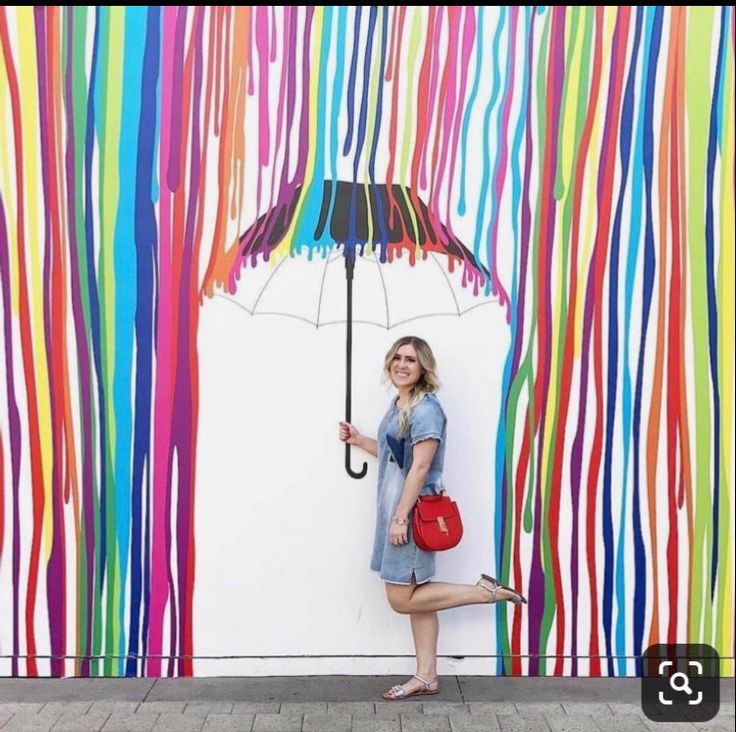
xmin=399 ymin=712 xmax=451 ymax=732
xmin=642 ymin=718 xmax=697 ymax=731
xmin=449 ymin=712 xmax=501 ymax=731
xmin=0 ymin=702 xmax=45 ymax=715
xmin=152 ymin=713 xmax=206 ymax=731
xmin=2 ymin=714 xmax=57 ymax=732
xmin=52 ymin=711 xmax=112 ymax=731
xmin=545 ymin=715 xmax=599 ymax=732
xmin=497 ymin=714 xmax=551 ymax=732
xmin=644 ymin=721 xmax=699 ymax=731
xmin=517 ymin=703 xmax=564 ymax=716
xmin=138 ymin=702 xmax=187 ymax=715
xmin=692 ymin=720 xmax=735 ymax=732
xmin=302 ymin=713 xmax=352 ymax=731
xmin=0 ymin=713 xmax=12 ymax=728
xmin=42 ymin=702 xmax=94 ymax=716
xmin=185 ymin=703 xmax=234 ymax=715
xmin=103 ymin=712 xmax=160 ymax=732
xmin=327 ymin=702 xmax=375 ymax=716
xmin=592 ymin=713 xmax=648 ymax=731
xmin=607 ymin=704 xmax=647 ymax=718
xmin=468 ymin=703 xmax=517 ymax=716
xmin=561 ymin=703 xmax=612 ymax=716
xmin=375 ymin=701 xmax=423 ymax=717
xmin=252 ymin=714 xmax=303 ymax=732
xmin=232 ymin=703 xmax=281 ymax=715
xmin=279 ymin=702 xmax=327 ymax=716
xmin=202 ymin=714 xmax=256 ymax=732
xmin=352 ymin=720 xmax=401 ymax=732
xmin=89 ymin=702 xmax=141 ymax=715
xmin=423 ymin=703 xmax=470 ymax=715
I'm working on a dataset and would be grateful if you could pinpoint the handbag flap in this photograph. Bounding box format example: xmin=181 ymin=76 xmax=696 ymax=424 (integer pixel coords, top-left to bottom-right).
xmin=416 ymin=495 xmax=458 ymax=521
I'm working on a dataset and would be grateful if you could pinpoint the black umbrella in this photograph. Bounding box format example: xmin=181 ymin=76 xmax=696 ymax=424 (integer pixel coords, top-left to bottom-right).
xmin=232 ymin=180 xmax=493 ymax=479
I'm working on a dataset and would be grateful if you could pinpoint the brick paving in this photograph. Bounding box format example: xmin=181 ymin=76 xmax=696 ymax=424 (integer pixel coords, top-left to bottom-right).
xmin=0 ymin=680 xmax=731 ymax=731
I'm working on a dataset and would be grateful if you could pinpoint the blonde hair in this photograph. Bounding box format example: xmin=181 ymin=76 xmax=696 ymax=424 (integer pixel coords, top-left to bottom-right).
xmin=382 ymin=336 xmax=441 ymax=436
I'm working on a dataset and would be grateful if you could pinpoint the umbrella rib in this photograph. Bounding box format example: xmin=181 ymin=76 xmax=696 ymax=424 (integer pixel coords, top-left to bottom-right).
xmin=428 ymin=250 xmax=461 ymax=316
xmin=372 ymin=252 xmax=391 ymax=329
xmin=251 ymin=254 xmax=290 ymax=313
xmin=217 ymin=293 xmax=496 ymax=330
xmin=387 ymin=299 xmax=497 ymax=327
xmin=215 ymin=294 xmax=321 ymax=327
xmin=314 ymin=248 xmax=334 ymax=328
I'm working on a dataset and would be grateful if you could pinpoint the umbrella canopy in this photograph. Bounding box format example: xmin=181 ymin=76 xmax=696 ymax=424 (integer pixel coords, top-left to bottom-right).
xmin=238 ymin=180 xmax=491 ymax=290
xmin=219 ymin=246 xmax=497 ymax=329
xmin=231 ymin=180 xmax=493 ymax=478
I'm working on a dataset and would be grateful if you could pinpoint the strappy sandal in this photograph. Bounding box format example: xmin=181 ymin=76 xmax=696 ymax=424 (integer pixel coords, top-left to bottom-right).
xmin=477 ymin=573 xmax=528 ymax=605
xmin=382 ymin=674 xmax=440 ymax=701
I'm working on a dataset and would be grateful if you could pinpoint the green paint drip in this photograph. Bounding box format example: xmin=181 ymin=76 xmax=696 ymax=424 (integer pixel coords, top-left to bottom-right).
xmin=684 ymin=5 xmax=715 ymax=647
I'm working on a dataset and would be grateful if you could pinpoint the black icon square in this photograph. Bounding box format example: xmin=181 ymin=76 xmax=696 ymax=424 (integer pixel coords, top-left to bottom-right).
xmin=641 ymin=644 xmax=720 ymax=723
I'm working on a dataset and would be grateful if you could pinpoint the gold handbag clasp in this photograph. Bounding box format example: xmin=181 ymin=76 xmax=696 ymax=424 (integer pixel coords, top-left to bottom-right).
xmin=437 ymin=516 xmax=448 ymax=535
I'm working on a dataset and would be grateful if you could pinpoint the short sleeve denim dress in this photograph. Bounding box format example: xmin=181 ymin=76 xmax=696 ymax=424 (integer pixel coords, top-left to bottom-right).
xmin=370 ymin=393 xmax=447 ymax=585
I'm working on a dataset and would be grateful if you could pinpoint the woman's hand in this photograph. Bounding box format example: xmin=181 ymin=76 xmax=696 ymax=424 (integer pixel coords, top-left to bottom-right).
xmin=338 ymin=421 xmax=361 ymax=445
xmin=339 ymin=422 xmax=378 ymax=457
xmin=389 ymin=517 xmax=409 ymax=546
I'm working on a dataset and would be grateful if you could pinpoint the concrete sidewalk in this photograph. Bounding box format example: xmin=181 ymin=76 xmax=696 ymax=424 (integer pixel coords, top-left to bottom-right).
xmin=0 ymin=677 xmax=733 ymax=731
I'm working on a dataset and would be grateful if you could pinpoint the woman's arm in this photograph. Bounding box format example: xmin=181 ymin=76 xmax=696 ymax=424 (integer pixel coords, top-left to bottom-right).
xmin=388 ymin=439 xmax=438 ymax=545
xmin=338 ymin=421 xmax=378 ymax=458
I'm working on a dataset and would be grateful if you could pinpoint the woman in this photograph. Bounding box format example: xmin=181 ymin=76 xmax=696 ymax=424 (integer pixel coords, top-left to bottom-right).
xmin=339 ymin=335 xmax=526 ymax=701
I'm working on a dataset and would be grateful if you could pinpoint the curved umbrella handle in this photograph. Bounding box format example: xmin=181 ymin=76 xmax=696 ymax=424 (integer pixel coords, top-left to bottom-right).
xmin=345 ymin=443 xmax=368 ymax=479
xmin=344 ymin=251 xmax=367 ymax=480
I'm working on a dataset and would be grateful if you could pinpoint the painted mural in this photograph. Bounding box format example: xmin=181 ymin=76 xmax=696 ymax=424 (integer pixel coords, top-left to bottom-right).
xmin=0 ymin=6 xmax=733 ymax=677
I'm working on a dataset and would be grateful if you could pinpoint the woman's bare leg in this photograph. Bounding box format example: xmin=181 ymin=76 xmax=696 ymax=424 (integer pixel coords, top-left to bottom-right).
xmin=382 ymin=576 xmax=521 ymax=698
xmin=385 ymin=577 xmax=518 ymax=615
xmin=412 ymin=609 xmax=439 ymax=674
xmin=383 ymin=575 xmax=440 ymax=699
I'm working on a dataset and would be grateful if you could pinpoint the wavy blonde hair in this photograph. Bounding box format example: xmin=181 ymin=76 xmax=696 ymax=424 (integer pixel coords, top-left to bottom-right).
xmin=383 ymin=336 xmax=441 ymax=436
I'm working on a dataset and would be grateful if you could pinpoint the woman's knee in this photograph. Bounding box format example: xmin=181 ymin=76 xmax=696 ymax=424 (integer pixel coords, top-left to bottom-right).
xmin=385 ymin=583 xmax=414 ymax=614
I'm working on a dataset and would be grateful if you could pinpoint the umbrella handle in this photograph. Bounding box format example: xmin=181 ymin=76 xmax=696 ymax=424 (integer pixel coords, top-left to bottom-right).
xmin=345 ymin=443 xmax=368 ymax=480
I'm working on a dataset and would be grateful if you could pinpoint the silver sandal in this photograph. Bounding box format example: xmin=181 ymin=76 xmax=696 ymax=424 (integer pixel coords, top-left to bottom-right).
xmin=382 ymin=674 xmax=440 ymax=700
xmin=477 ymin=573 xmax=528 ymax=605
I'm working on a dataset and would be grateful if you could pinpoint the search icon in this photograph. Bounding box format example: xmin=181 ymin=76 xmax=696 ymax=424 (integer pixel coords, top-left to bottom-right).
xmin=670 ymin=671 xmax=693 ymax=695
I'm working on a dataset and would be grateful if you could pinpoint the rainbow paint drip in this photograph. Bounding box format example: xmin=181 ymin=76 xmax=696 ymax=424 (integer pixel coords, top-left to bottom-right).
xmin=0 ymin=6 xmax=733 ymax=677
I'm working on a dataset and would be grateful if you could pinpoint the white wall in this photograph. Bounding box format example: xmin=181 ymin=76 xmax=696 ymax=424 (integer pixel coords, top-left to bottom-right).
xmin=194 ymin=263 xmax=510 ymax=675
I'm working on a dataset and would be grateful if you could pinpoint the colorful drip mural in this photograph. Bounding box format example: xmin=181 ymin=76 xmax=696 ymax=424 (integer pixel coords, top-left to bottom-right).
xmin=0 ymin=6 xmax=733 ymax=677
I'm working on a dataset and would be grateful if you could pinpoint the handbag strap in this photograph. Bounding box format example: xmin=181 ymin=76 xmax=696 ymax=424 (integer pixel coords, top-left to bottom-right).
xmin=417 ymin=478 xmax=447 ymax=502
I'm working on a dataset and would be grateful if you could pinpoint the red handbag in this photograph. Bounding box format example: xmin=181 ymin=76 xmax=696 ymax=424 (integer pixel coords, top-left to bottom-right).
xmin=412 ymin=492 xmax=463 ymax=551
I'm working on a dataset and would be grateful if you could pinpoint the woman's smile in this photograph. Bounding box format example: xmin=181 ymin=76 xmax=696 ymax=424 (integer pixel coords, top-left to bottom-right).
xmin=391 ymin=345 xmax=423 ymax=389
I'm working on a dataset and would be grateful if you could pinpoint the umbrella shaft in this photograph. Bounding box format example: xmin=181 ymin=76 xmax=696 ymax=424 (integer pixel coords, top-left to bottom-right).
xmin=345 ymin=254 xmax=354 ymax=422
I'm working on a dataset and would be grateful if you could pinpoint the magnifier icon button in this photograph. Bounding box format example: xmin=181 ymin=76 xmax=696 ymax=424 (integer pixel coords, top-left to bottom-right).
xmin=670 ymin=672 xmax=693 ymax=695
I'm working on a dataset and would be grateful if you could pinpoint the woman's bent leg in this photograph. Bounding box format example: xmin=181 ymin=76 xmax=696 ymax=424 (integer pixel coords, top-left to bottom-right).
xmin=386 ymin=578 xmax=512 ymax=614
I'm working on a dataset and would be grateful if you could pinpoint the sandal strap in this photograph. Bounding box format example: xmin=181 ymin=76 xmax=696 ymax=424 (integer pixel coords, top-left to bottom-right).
xmin=390 ymin=684 xmax=405 ymax=697
xmin=476 ymin=578 xmax=500 ymax=596
xmin=413 ymin=674 xmax=437 ymax=688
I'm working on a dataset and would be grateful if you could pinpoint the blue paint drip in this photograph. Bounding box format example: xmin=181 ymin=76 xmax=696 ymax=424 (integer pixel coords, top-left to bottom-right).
xmin=127 ymin=5 xmax=160 ymax=678
xmin=617 ymin=6 xmax=651 ymax=679
xmin=459 ymin=8 xmax=483 ymax=217
xmin=347 ymin=6 xmax=377 ymax=254
xmin=291 ymin=6 xmax=333 ymax=259
xmin=366 ymin=7 xmax=390 ymax=253
xmin=606 ymin=7 xmax=642 ymax=677
xmin=631 ymin=6 xmax=663 ymax=677
xmin=473 ymin=9 xmax=504 ymax=278
xmin=113 ymin=6 xmax=145 ymax=675
xmin=343 ymin=8 xmax=362 ymax=158
xmin=704 ymin=7 xmax=726 ymax=598
xmin=494 ymin=6 xmax=531 ymax=675
xmin=87 ymin=7 xmax=107 ymax=599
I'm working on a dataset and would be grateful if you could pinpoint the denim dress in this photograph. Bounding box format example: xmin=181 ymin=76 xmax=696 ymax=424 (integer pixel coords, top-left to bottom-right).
xmin=370 ymin=393 xmax=447 ymax=585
